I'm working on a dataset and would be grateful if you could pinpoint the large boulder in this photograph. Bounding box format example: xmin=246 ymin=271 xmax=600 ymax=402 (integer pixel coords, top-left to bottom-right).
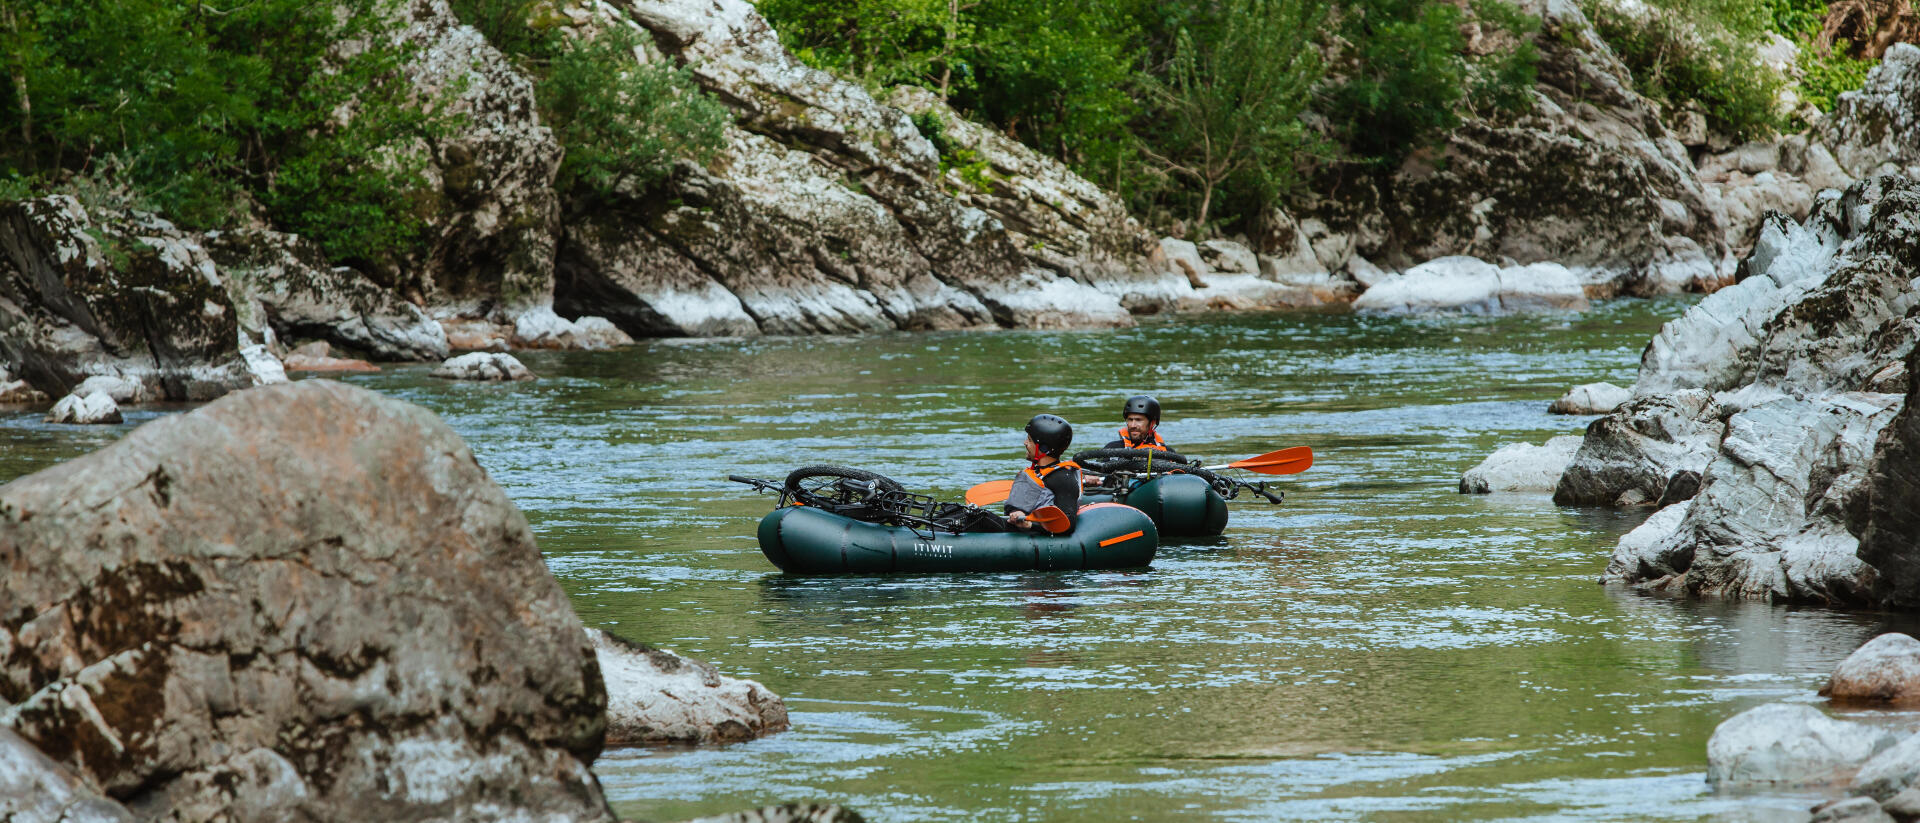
xmin=1553 ymin=390 xmax=1724 ymax=507
xmin=590 ymin=628 xmax=788 ymax=746
xmin=0 ymin=198 xmax=287 ymax=401
xmin=1337 ymin=0 xmax=1729 ymax=296
xmin=554 ymin=0 xmax=1141 ymax=336
xmin=1822 ymin=633 xmax=1920 ymax=703
xmin=1601 ymin=392 xmax=1898 ymax=604
xmin=1705 ymin=703 xmax=1899 ymax=787
xmin=0 ymin=381 xmax=612 ymax=820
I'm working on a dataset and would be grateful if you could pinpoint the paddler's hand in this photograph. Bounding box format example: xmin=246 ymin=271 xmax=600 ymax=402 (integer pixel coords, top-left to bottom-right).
xmin=1007 ymin=510 xmax=1030 ymax=529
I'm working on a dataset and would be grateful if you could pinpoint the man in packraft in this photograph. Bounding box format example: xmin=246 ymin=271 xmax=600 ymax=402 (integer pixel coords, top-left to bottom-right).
xmin=1005 ymin=413 xmax=1081 ymax=533
xmin=1105 ymin=394 xmax=1173 ymax=452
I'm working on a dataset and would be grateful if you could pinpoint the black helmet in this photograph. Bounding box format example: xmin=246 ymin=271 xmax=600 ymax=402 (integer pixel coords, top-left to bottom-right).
xmin=1122 ymin=394 xmax=1161 ymax=423
xmin=1024 ymin=414 xmax=1073 ymax=458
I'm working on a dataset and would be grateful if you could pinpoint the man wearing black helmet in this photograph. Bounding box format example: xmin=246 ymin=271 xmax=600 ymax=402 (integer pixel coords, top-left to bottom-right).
xmin=1105 ymin=394 xmax=1174 ymax=452
xmin=1005 ymin=413 xmax=1081 ymax=532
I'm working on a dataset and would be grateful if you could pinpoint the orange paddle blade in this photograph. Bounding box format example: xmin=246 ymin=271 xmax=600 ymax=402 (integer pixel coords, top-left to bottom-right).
xmin=1220 ymin=446 xmax=1313 ymax=475
xmin=965 ymin=479 xmax=1014 ymax=506
xmin=1029 ymin=505 xmax=1071 ymax=534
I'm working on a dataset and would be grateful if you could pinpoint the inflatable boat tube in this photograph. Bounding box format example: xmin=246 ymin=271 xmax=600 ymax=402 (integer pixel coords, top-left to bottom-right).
xmin=1085 ymin=473 xmax=1229 ymax=537
xmin=757 ymin=502 xmax=1158 ymax=573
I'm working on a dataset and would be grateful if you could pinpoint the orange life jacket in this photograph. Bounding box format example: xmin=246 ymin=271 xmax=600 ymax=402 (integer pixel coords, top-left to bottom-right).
xmin=1116 ymin=427 xmax=1168 ymax=451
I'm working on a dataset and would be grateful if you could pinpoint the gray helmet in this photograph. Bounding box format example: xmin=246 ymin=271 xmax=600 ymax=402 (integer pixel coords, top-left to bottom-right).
xmin=1024 ymin=414 xmax=1073 ymax=458
xmin=1122 ymin=394 xmax=1161 ymax=423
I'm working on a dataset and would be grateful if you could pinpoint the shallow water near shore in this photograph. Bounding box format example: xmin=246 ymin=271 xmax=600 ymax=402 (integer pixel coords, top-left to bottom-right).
xmin=6 ymin=299 xmax=1919 ymax=822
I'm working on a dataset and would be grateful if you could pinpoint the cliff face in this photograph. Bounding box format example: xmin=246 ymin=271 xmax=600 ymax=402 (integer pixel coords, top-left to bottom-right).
xmin=551 ymin=0 xmax=1164 ymax=336
xmin=1311 ymin=0 xmax=1730 ymax=296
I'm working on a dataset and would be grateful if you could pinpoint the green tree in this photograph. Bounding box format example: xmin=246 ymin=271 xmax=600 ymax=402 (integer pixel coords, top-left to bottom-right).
xmin=0 ymin=0 xmax=450 ymax=267
xmin=1137 ymin=0 xmax=1325 ymax=236
xmin=1584 ymin=0 xmax=1787 ymax=138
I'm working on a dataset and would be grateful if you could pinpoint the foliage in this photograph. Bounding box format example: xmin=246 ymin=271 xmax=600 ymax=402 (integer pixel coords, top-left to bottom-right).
xmin=449 ymin=0 xmax=731 ymax=200
xmin=0 ymin=0 xmax=449 ymax=268
xmin=1137 ymin=0 xmax=1325 ymax=234
xmin=1797 ymin=47 xmax=1876 ymax=112
xmin=1582 ymin=0 xmax=1787 ymax=139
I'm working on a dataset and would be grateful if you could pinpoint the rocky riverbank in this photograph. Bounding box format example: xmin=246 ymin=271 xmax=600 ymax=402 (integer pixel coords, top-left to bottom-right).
xmin=0 ymin=381 xmax=793 ymax=820
xmin=8 ymin=0 xmax=1918 ymax=412
xmin=1463 ymin=172 xmax=1920 ymax=609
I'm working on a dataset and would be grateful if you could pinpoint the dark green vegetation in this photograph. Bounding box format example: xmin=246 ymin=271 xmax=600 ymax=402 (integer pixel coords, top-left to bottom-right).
xmin=0 ymin=0 xmax=725 ymax=275
xmin=760 ymin=0 xmax=1543 ymax=238
xmin=450 ymin=0 xmax=730 ymax=200
xmin=1586 ymin=0 xmax=1875 ymax=139
xmin=0 ymin=0 xmax=444 ymax=271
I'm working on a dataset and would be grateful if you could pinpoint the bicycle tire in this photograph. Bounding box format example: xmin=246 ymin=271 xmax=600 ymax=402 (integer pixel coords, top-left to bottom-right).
xmin=784 ymin=465 xmax=906 ymax=493
xmin=1072 ymin=448 xmax=1192 ymax=466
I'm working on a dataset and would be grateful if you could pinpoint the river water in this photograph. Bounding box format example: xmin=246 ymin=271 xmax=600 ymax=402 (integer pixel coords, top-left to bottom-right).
xmin=5 ymin=299 xmax=1918 ymax=822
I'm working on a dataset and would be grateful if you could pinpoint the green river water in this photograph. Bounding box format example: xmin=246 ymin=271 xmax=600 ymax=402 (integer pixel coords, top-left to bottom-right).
xmin=5 ymin=299 xmax=1918 ymax=822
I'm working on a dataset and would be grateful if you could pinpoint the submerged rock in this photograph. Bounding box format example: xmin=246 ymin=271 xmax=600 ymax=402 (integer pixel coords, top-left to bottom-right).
xmin=0 ymin=381 xmax=612 ymax=820
xmin=679 ymin=805 xmax=867 ymax=823
xmin=1548 ymin=382 xmax=1631 ymax=415
xmin=431 ymin=351 xmax=537 ymax=381
xmin=1705 ymin=703 xmax=1898 ymax=787
xmin=1822 ymin=634 xmax=1920 ymax=703
xmin=590 ymin=628 xmax=789 ymax=746
xmin=1459 ymin=435 xmax=1582 ymax=494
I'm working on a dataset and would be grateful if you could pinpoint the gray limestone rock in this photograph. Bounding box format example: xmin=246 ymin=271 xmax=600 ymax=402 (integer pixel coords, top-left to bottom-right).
xmin=1459 ymin=435 xmax=1583 ymax=494
xmin=204 ymin=229 xmax=450 ymax=361
xmin=0 ymin=380 xmax=612 ymax=821
xmin=1352 ymin=256 xmax=1589 ymax=314
xmin=1822 ymin=43 xmax=1920 ymax=180
xmin=1553 ymin=390 xmax=1724 ymax=507
xmin=1705 ymin=703 xmax=1898 ymax=787
xmin=1599 ymin=393 xmax=1898 ymax=604
xmin=1549 ymin=382 xmax=1632 ymax=415
xmin=0 ymin=726 xmax=134 ymax=823
xmin=590 ymin=628 xmax=788 ymax=747
xmin=43 ymin=392 xmax=122 ymax=425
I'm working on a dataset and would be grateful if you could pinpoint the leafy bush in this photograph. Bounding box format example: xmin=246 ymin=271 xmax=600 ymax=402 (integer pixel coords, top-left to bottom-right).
xmin=448 ymin=0 xmax=731 ymax=200
xmin=1582 ymin=0 xmax=1787 ymax=140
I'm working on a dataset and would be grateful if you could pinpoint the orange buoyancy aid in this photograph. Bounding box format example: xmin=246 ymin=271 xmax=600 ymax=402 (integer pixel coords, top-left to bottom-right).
xmin=1116 ymin=426 xmax=1169 ymax=451
xmin=1007 ymin=459 xmax=1081 ymax=515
